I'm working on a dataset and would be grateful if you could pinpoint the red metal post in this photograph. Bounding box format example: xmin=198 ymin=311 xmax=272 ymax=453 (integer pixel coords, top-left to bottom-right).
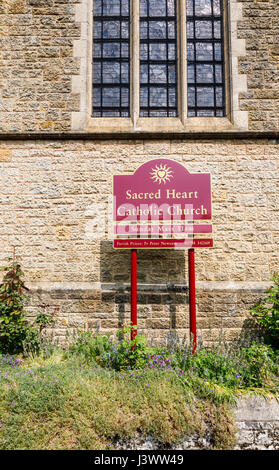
xmin=188 ymin=248 xmax=197 ymax=353
xmin=131 ymin=249 xmax=137 ymax=341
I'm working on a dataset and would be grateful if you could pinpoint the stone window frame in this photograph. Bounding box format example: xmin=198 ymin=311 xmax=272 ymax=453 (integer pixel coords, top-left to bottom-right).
xmin=72 ymin=0 xmax=248 ymax=133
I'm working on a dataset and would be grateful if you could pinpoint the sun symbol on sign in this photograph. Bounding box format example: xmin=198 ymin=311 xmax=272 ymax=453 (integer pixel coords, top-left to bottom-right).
xmin=150 ymin=164 xmax=173 ymax=184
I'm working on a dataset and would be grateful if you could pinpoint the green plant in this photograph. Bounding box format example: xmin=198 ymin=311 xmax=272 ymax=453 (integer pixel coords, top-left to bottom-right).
xmin=100 ymin=326 xmax=156 ymax=371
xmin=240 ymin=342 xmax=278 ymax=388
xmin=69 ymin=326 xmax=155 ymax=371
xmin=69 ymin=330 xmax=112 ymax=364
xmin=170 ymin=333 xmax=279 ymax=391
xmin=250 ymin=273 xmax=279 ymax=348
xmin=0 ymin=259 xmax=55 ymax=355
xmin=0 ymin=260 xmax=32 ymax=354
xmin=34 ymin=312 xmax=55 ymax=333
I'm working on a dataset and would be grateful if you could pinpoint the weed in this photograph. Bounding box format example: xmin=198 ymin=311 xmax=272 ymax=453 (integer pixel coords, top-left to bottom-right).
xmin=250 ymin=273 xmax=279 ymax=348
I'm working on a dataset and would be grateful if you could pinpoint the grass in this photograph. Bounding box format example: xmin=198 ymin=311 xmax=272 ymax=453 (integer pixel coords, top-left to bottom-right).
xmin=0 ymin=353 xmax=237 ymax=450
xmin=0 ymin=330 xmax=279 ymax=451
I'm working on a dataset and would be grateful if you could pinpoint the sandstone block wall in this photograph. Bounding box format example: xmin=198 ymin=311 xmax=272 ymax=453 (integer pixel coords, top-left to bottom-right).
xmin=0 ymin=1 xmax=278 ymax=344
xmin=0 ymin=0 xmax=278 ymax=132
xmin=0 ymin=0 xmax=81 ymax=133
xmin=0 ymin=138 xmax=278 ymax=344
xmin=238 ymin=0 xmax=279 ymax=130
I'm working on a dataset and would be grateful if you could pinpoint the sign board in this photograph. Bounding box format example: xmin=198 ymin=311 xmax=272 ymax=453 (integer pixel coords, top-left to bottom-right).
xmin=113 ymin=159 xmax=213 ymax=249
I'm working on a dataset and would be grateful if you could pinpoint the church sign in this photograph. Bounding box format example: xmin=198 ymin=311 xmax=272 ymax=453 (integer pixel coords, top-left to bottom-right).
xmin=113 ymin=159 xmax=213 ymax=249
xmin=112 ymin=158 xmax=213 ymax=350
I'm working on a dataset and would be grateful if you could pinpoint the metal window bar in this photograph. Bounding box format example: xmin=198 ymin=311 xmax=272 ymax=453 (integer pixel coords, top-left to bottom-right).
xmin=92 ymin=0 xmax=130 ymax=117
xmin=187 ymin=0 xmax=226 ymax=117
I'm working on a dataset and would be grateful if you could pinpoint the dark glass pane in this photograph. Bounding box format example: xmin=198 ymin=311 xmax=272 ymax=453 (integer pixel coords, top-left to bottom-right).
xmin=93 ymin=88 xmax=101 ymax=106
xmin=215 ymin=64 xmax=222 ymax=83
xmin=196 ymin=42 xmax=213 ymax=61
xmin=93 ymin=21 xmax=102 ymax=38
xmin=150 ymin=110 xmax=168 ymax=116
xmin=121 ymin=43 xmax=129 ymax=57
xmin=187 ymin=43 xmax=195 ymax=61
xmin=121 ymin=62 xmax=129 ymax=82
xmin=93 ymin=43 xmax=102 ymax=58
xmin=187 ymin=21 xmax=194 ymax=38
xmin=103 ymin=111 xmax=120 ymax=117
xmin=196 ymin=64 xmax=214 ymax=83
xmin=197 ymin=87 xmax=214 ymax=107
xmin=150 ymin=88 xmax=167 ymax=107
xmin=168 ymin=21 xmax=176 ymax=39
xmin=195 ymin=0 xmax=212 ymax=16
xmin=187 ymin=64 xmax=195 ymax=83
xmin=214 ymin=20 xmax=221 ymax=39
xmin=140 ymin=88 xmax=149 ymax=106
xmin=92 ymin=0 xmax=130 ymax=117
xmin=140 ymin=64 xmax=148 ymax=83
xmin=188 ymin=87 xmax=196 ymax=107
xmin=168 ymin=64 xmax=176 ymax=83
xmin=93 ymin=62 xmax=101 ymax=83
xmin=150 ymin=64 xmax=167 ymax=83
xmin=121 ymin=87 xmax=129 ymax=106
xmin=149 ymin=0 xmax=166 ymax=16
xmin=149 ymin=21 xmax=167 ymax=39
xmin=140 ymin=21 xmax=148 ymax=39
xmin=168 ymin=87 xmax=176 ymax=106
xmin=150 ymin=43 xmax=167 ymax=61
xmin=214 ymin=43 xmax=222 ymax=60
xmin=121 ymin=20 xmax=129 ymax=38
xmin=216 ymin=86 xmax=223 ymax=106
xmin=103 ymin=0 xmax=120 ymax=16
xmin=168 ymin=43 xmax=176 ymax=60
xmin=140 ymin=0 xmax=178 ymax=117
xmin=195 ymin=21 xmax=212 ymax=39
xmin=213 ymin=0 xmax=221 ymax=15
xmin=121 ymin=0 xmax=129 ymax=15
xmin=102 ymin=88 xmax=120 ymax=107
xmin=94 ymin=0 xmax=102 ymax=16
xmin=187 ymin=0 xmax=194 ymax=15
xmin=197 ymin=109 xmax=215 ymax=116
xmin=103 ymin=21 xmax=121 ymax=38
xmin=140 ymin=0 xmax=148 ymax=16
xmin=102 ymin=62 xmax=120 ymax=83
xmin=187 ymin=0 xmax=226 ymax=117
xmin=167 ymin=0 xmax=175 ymax=15
xmin=140 ymin=44 xmax=148 ymax=60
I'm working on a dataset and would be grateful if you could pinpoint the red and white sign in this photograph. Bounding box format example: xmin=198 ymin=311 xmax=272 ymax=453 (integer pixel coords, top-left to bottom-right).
xmin=114 ymin=239 xmax=213 ymax=249
xmin=113 ymin=159 xmax=213 ymax=249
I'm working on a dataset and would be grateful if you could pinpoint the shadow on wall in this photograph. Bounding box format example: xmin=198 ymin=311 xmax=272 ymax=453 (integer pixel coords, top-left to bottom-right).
xmin=99 ymin=241 xmax=187 ymax=284
xmin=99 ymin=240 xmax=189 ymax=332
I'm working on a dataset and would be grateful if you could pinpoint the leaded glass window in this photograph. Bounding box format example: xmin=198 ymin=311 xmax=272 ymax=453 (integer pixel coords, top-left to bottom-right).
xmin=92 ymin=0 xmax=226 ymax=119
xmin=92 ymin=0 xmax=130 ymax=117
xmin=139 ymin=0 xmax=178 ymax=117
xmin=186 ymin=0 xmax=225 ymax=117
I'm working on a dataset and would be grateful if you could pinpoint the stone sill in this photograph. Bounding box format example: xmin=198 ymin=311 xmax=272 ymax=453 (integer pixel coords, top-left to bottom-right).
xmin=27 ymin=281 xmax=272 ymax=293
xmin=0 ymin=131 xmax=278 ymax=141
